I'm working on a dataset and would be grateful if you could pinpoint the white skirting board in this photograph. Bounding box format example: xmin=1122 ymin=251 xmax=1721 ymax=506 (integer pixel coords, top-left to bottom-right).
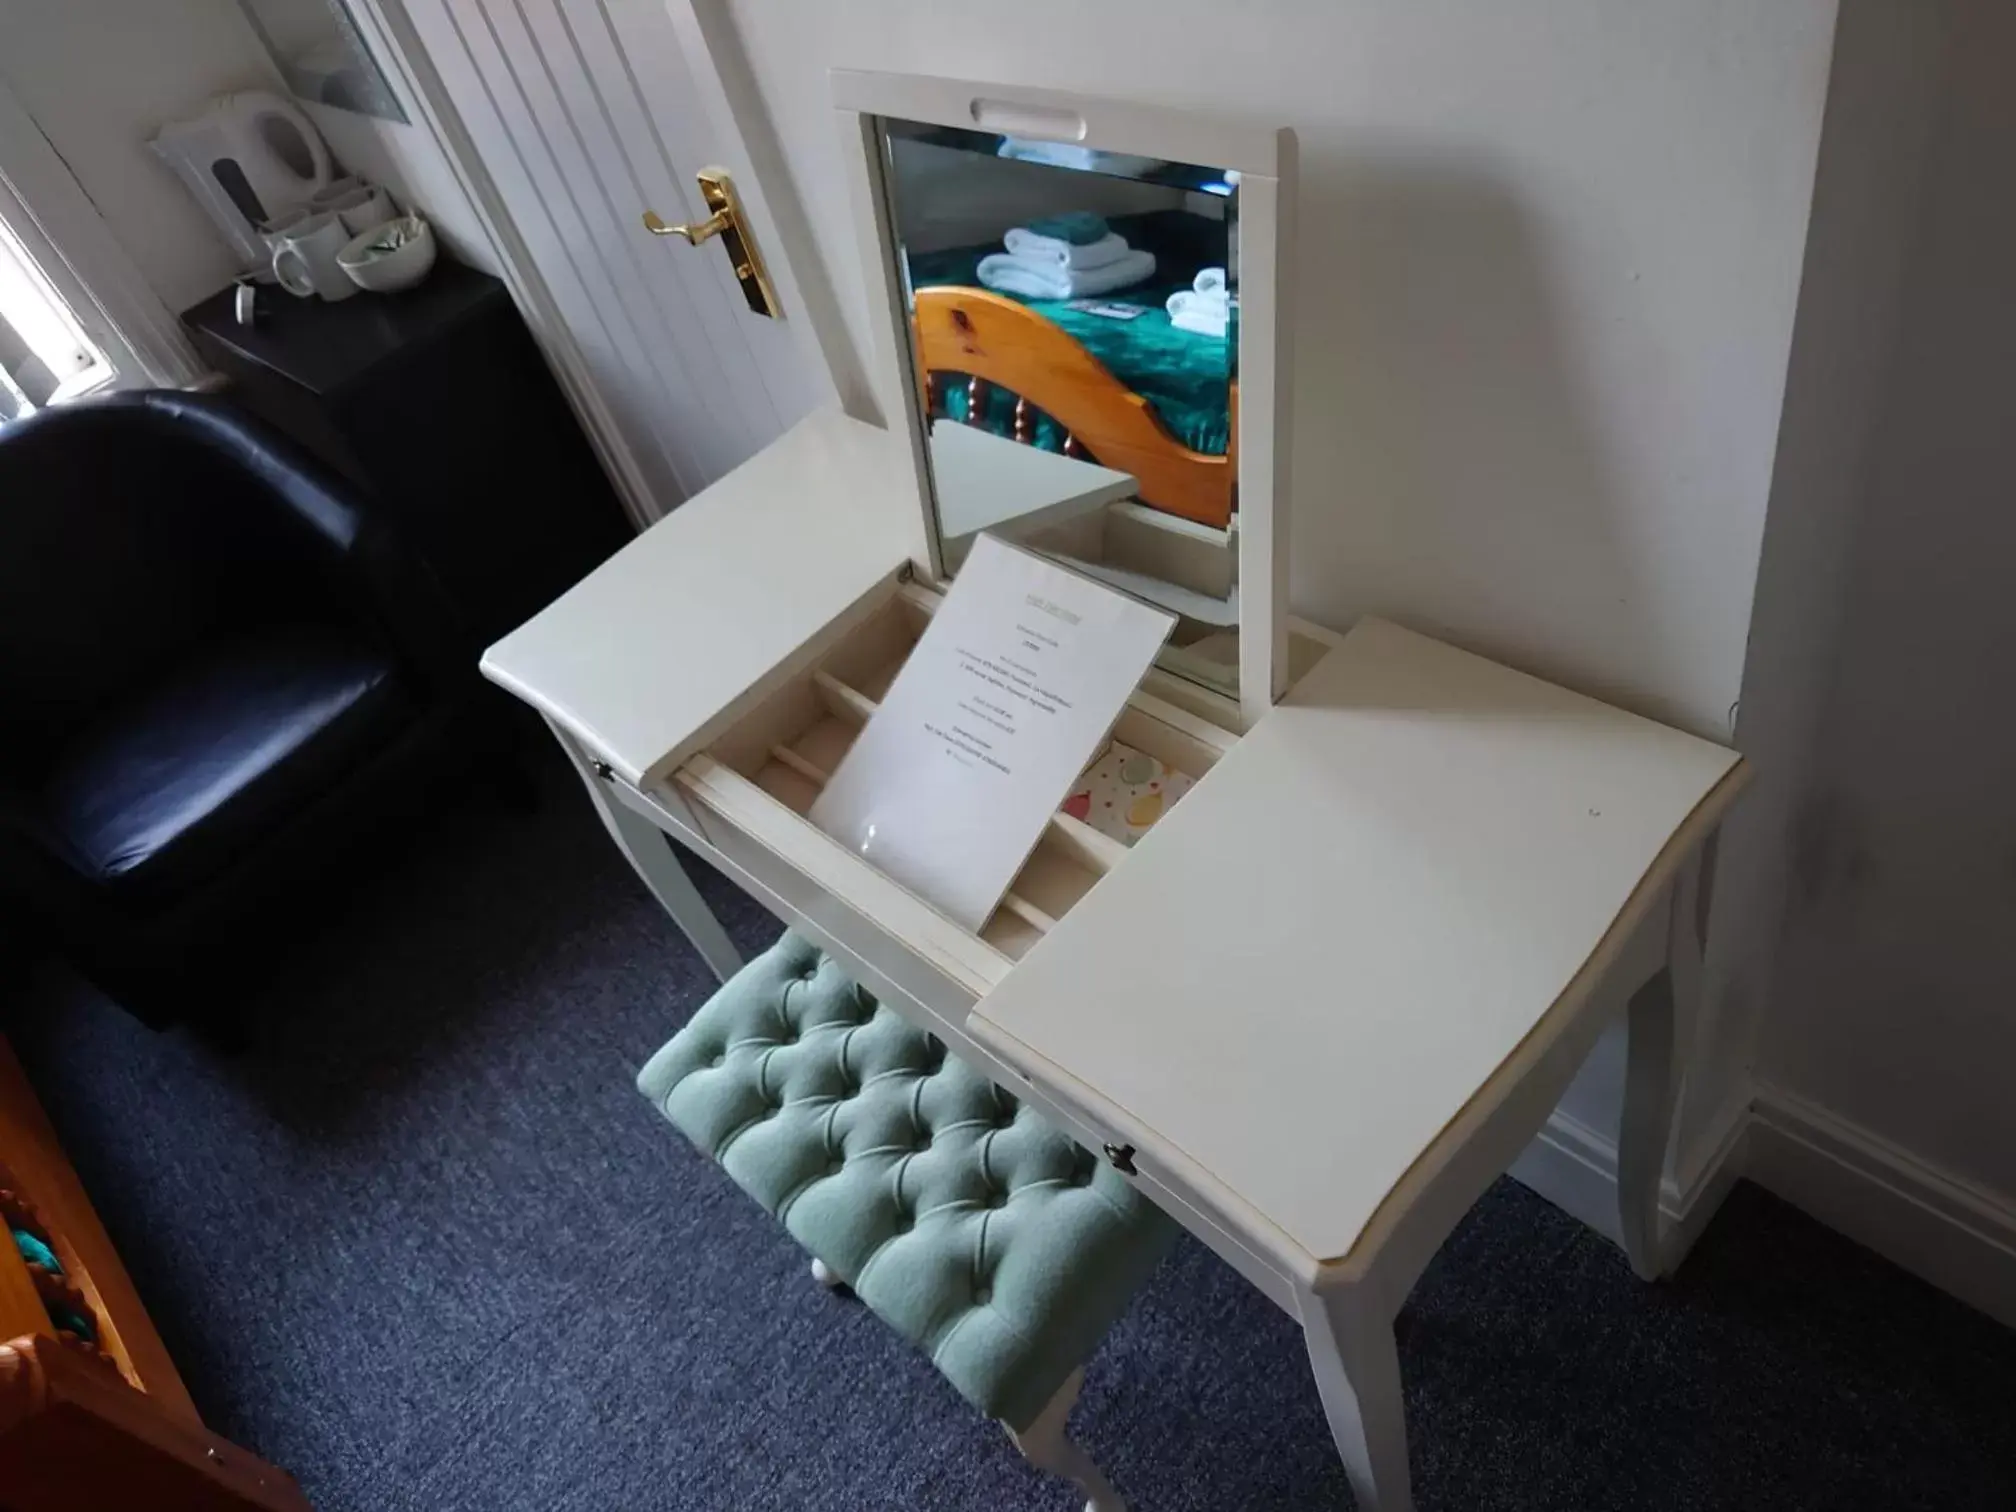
xmin=1511 ymin=1089 xmax=2016 ymax=1333
xmin=1509 ymin=1099 xmax=1751 ymax=1270
xmin=1747 ymin=1086 xmax=2016 ymax=1333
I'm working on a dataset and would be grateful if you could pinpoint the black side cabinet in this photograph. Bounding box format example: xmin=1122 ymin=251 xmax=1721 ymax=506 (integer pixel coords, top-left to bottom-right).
xmin=183 ymin=262 xmax=631 ymax=646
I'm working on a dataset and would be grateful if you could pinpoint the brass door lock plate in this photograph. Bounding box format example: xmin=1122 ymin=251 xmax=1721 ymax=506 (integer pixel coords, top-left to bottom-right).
xmin=643 ymin=168 xmax=781 ymax=319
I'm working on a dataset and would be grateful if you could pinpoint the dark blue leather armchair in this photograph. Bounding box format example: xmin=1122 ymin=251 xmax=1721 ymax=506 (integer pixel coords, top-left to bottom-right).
xmin=0 ymin=391 xmax=491 ymax=1030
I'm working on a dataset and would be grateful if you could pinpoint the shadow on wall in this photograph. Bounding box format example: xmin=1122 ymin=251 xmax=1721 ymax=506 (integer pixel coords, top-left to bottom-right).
xmin=1756 ymin=0 xmax=2016 ymax=1202
xmin=1668 ymin=0 xmax=1955 ymax=1161
xmin=1284 ymin=157 xmax=1666 ymax=723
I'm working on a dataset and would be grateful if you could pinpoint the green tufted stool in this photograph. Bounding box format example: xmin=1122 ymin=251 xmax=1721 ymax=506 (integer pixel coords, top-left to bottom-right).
xmin=638 ymin=931 xmax=1174 ymax=1512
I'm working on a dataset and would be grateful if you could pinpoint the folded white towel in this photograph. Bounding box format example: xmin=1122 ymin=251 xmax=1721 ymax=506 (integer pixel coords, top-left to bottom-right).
xmin=1001 ymin=228 xmax=1133 ymax=270
xmin=977 ymin=248 xmax=1157 ymax=301
xmin=1170 ymin=306 xmax=1229 ymax=339
xmin=1166 ymin=288 xmax=1229 ymax=320
xmin=996 ymin=137 xmax=1168 ymax=176
xmin=1193 ymin=266 xmax=1228 ymax=297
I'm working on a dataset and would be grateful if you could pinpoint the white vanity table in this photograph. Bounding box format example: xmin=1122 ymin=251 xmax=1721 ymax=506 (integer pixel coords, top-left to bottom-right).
xmin=482 ymin=72 xmax=1746 ymax=1512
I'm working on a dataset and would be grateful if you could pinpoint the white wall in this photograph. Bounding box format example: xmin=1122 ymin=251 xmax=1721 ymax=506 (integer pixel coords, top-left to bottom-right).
xmin=299 ymin=94 xmax=497 ymax=274
xmin=1665 ymin=0 xmax=1952 ymax=1185
xmin=729 ymin=0 xmax=1838 ymax=737
xmin=305 ymin=0 xmax=502 ymax=277
xmin=240 ymin=0 xmax=342 ymax=56
xmin=0 ymin=0 xmax=280 ymax=312
xmin=714 ymin=0 xmax=1842 ymax=1194
xmin=0 ymin=0 xmax=494 ymax=318
xmin=1754 ymin=0 xmax=2016 ymax=1208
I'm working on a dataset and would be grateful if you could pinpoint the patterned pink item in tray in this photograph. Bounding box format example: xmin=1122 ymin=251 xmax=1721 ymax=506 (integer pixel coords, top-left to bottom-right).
xmin=1064 ymin=741 xmax=1196 ymax=846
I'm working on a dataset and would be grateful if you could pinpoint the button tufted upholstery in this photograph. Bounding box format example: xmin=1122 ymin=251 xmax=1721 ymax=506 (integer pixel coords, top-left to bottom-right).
xmin=638 ymin=932 xmax=1174 ymax=1432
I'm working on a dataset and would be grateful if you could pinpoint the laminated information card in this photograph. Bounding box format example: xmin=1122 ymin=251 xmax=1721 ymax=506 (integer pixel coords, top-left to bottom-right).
xmin=809 ymin=534 xmax=1175 ymax=931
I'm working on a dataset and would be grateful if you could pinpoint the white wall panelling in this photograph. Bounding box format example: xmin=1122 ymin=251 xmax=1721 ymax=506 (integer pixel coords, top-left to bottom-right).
xmin=354 ymin=0 xmax=664 ymax=527
xmin=659 ymin=0 xmax=876 ymax=421
xmin=394 ymin=0 xmax=818 ymax=518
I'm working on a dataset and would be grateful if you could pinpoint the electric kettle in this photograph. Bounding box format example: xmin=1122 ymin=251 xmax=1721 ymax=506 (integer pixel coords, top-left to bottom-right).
xmin=153 ymin=90 xmax=337 ymax=269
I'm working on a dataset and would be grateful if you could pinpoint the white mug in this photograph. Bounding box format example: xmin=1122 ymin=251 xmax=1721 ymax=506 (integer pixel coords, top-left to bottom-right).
xmin=335 ymin=185 xmax=397 ymax=238
xmin=308 ymin=176 xmax=363 ymax=212
xmin=259 ymin=206 xmax=314 ymax=253
xmin=271 ymin=212 xmax=359 ymax=301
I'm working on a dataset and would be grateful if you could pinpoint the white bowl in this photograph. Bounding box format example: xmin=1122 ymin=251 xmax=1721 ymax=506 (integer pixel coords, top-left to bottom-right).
xmin=338 ymin=216 xmax=437 ymax=294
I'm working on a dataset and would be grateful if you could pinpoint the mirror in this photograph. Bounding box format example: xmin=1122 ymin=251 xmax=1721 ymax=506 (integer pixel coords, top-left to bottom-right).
xmin=879 ymin=120 xmax=1244 ymax=698
xmin=237 ymin=0 xmax=409 ymax=123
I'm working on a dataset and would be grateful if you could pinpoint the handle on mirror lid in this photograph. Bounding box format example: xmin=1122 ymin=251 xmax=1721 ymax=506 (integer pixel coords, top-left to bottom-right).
xmin=642 ymin=167 xmax=780 ymax=319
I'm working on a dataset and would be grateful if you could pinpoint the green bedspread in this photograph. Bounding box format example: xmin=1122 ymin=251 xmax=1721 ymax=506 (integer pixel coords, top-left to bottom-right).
xmin=906 ymin=231 xmax=1231 ymax=457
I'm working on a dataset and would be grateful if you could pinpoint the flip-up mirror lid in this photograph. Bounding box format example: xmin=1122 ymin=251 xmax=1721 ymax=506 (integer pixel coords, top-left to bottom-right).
xmin=831 ymin=68 xmax=1296 ymax=727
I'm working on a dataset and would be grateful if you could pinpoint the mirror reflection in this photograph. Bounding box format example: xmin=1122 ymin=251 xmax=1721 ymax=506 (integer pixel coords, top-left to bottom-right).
xmin=236 ymin=0 xmax=409 ymax=123
xmin=882 ymin=121 xmax=1242 ymax=697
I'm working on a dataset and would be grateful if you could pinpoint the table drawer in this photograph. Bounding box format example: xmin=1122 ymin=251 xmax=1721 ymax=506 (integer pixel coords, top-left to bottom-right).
xmin=665 ymin=578 xmax=1236 ymax=997
xmin=598 ymin=577 xmax=1303 ymax=1307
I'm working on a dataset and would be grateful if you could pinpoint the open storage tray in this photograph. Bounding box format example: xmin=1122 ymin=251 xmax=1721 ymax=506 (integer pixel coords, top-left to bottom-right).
xmin=667 ymin=580 xmax=1236 ymax=988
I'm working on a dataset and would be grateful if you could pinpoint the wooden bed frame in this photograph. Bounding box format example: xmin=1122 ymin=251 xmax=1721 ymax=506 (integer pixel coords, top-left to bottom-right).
xmin=913 ymin=286 xmax=1236 ymax=531
xmin=0 ymin=1039 xmax=310 ymax=1510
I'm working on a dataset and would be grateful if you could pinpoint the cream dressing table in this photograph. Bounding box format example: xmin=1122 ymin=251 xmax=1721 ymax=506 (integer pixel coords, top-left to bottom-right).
xmin=481 ymin=73 xmax=1746 ymax=1512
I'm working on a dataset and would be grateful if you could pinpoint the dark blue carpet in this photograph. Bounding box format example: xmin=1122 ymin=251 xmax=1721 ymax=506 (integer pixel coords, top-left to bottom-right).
xmin=6 ymin=753 xmax=2015 ymax=1511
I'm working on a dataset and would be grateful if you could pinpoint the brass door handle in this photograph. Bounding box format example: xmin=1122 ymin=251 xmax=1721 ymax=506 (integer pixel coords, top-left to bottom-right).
xmin=641 ymin=168 xmax=780 ymax=319
xmin=642 ymin=208 xmax=730 ymax=245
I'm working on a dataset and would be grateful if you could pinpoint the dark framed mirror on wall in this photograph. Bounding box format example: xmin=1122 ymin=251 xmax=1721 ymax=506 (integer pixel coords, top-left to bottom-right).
xmin=236 ymin=0 xmax=409 ymax=123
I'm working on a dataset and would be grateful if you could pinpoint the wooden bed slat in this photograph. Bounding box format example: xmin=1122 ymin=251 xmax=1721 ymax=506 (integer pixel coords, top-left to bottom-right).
xmin=0 ymin=1041 xmax=196 ymax=1425
xmin=914 ymin=286 xmax=1233 ymax=529
xmin=0 ymin=1335 xmax=312 ymax=1510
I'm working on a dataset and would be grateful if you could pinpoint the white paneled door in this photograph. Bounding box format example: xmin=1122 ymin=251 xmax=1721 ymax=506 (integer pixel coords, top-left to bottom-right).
xmin=399 ymin=0 xmax=818 ymax=517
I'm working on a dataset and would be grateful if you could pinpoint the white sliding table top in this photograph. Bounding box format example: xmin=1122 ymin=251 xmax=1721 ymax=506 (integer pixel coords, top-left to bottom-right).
xmin=968 ymin=617 xmax=1742 ymax=1269
xmin=480 ymin=410 xmax=915 ymax=788
xmin=929 ymin=422 xmax=1136 ymax=554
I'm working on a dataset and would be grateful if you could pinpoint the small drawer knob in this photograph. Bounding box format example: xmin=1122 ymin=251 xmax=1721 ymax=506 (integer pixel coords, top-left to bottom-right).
xmin=1102 ymin=1142 xmax=1137 ymax=1176
xmin=591 ymin=760 xmax=614 ymax=781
